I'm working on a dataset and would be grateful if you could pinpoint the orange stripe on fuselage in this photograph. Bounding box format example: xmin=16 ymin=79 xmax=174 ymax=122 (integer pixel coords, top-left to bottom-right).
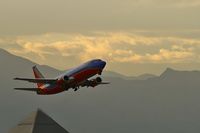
xmin=33 ymin=70 xmax=43 ymax=87
xmin=38 ymin=86 xmax=64 ymax=95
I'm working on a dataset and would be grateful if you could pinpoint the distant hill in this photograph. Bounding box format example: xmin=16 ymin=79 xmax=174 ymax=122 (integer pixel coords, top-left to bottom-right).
xmin=0 ymin=48 xmax=155 ymax=80
xmin=137 ymin=73 xmax=156 ymax=80
xmin=1 ymin=48 xmax=200 ymax=133
xmin=0 ymin=49 xmax=60 ymax=78
xmin=102 ymin=71 xmax=157 ymax=80
xmin=160 ymin=67 xmax=200 ymax=80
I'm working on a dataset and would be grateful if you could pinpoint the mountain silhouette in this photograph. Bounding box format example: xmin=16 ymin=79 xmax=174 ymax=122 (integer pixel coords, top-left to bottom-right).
xmin=0 ymin=48 xmax=155 ymax=80
xmin=9 ymin=109 xmax=69 ymax=133
xmin=0 ymin=48 xmax=200 ymax=133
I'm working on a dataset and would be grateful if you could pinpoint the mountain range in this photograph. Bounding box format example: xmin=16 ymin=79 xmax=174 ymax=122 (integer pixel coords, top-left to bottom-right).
xmin=1 ymin=48 xmax=200 ymax=133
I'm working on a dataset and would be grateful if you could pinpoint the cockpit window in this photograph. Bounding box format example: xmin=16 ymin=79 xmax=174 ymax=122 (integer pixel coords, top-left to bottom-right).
xmin=92 ymin=59 xmax=101 ymax=62
xmin=83 ymin=59 xmax=101 ymax=66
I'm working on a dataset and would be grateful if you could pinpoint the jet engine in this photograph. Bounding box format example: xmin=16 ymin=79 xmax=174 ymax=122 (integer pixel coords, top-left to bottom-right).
xmin=63 ymin=75 xmax=69 ymax=81
xmin=81 ymin=77 xmax=102 ymax=87
xmin=96 ymin=77 xmax=102 ymax=83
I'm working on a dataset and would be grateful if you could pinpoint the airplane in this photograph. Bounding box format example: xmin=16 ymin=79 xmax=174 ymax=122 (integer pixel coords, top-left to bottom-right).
xmin=14 ymin=59 xmax=109 ymax=95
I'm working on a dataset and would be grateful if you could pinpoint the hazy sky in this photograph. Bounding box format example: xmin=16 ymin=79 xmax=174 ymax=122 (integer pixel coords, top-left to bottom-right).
xmin=0 ymin=0 xmax=200 ymax=76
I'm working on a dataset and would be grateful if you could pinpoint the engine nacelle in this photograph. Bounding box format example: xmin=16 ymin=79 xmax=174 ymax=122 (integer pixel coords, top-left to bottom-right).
xmin=81 ymin=77 xmax=102 ymax=87
xmin=36 ymin=89 xmax=44 ymax=95
xmin=95 ymin=77 xmax=102 ymax=83
xmin=60 ymin=76 xmax=75 ymax=87
xmin=63 ymin=75 xmax=69 ymax=81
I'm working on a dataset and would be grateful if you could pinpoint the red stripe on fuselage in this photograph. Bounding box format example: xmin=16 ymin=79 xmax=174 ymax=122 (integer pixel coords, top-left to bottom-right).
xmin=38 ymin=86 xmax=64 ymax=95
xmin=33 ymin=69 xmax=43 ymax=87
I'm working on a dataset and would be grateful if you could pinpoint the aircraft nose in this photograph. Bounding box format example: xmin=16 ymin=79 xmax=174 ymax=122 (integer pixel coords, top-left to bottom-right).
xmin=100 ymin=61 xmax=106 ymax=69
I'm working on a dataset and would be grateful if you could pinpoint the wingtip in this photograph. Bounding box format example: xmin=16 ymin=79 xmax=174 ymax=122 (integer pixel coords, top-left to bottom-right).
xmin=37 ymin=108 xmax=44 ymax=113
xmin=32 ymin=65 xmax=37 ymax=69
xmin=101 ymin=82 xmax=110 ymax=84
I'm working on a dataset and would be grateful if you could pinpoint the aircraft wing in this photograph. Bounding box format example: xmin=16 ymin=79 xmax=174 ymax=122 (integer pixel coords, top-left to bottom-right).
xmin=14 ymin=78 xmax=57 ymax=84
xmin=79 ymin=79 xmax=110 ymax=87
xmin=14 ymin=88 xmax=39 ymax=91
xmin=99 ymin=82 xmax=110 ymax=84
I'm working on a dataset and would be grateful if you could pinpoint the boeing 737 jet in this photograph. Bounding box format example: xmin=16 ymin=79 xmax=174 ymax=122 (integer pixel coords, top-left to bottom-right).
xmin=14 ymin=59 xmax=109 ymax=95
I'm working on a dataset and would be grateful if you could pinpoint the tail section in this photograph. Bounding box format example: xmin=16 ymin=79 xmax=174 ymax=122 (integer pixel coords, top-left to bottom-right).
xmin=32 ymin=66 xmax=45 ymax=88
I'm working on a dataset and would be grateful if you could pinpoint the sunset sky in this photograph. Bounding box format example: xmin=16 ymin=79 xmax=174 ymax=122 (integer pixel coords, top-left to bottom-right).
xmin=0 ymin=0 xmax=200 ymax=76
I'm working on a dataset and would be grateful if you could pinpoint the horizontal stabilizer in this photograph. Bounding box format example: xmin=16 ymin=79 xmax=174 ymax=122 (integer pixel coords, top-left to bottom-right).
xmin=14 ymin=77 xmax=57 ymax=84
xmin=100 ymin=82 xmax=110 ymax=84
xmin=14 ymin=88 xmax=39 ymax=91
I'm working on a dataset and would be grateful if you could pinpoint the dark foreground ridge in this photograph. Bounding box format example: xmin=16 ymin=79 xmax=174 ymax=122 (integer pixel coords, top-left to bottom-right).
xmin=8 ymin=109 xmax=69 ymax=133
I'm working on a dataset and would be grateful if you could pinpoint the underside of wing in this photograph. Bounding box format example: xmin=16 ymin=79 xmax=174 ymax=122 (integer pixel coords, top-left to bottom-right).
xmin=99 ymin=82 xmax=110 ymax=84
xmin=79 ymin=78 xmax=110 ymax=88
xmin=14 ymin=77 xmax=57 ymax=84
xmin=14 ymin=88 xmax=39 ymax=91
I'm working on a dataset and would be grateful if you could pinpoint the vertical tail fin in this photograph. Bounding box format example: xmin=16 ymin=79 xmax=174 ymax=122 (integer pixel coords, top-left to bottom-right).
xmin=32 ymin=66 xmax=45 ymax=88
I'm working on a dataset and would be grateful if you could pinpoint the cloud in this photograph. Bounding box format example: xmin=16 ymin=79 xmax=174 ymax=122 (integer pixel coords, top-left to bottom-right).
xmin=147 ymin=49 xmax=194 ymax=63
xmin=9 ymin=33 xmax=163 ymax=62
xmin=0 ymin=32 xmax=199 ymax=63
xmin=0 ymin=31 xmax=200 ymax=74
